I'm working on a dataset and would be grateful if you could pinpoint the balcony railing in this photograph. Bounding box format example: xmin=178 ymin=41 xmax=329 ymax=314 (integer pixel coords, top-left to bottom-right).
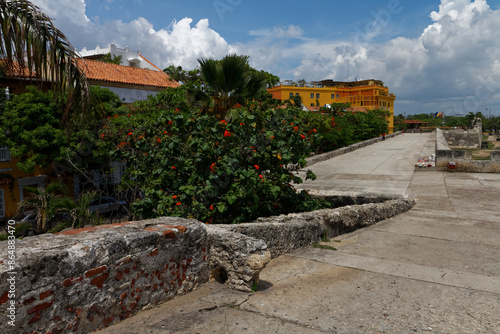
xmin=0 ymin=148 xmax=11 ymax=162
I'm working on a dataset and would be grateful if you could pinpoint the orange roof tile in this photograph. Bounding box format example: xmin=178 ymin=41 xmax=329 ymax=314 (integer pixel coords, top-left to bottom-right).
xmin=79 ymin=59 xmax=179 ymax=89
xmin=0 ymin=59 xmax=36 ymax=78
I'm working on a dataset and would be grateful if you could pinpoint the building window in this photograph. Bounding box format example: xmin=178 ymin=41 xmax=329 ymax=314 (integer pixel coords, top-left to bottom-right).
xmin=336 ymin=94 xmax=340 ymax=98
xmin=331 ymin=94 xmax=335 ymax=99
xmin=310 ymin=93 xmax=314 ymax=99
xmin=0 ymin=148 xmax=11 ymax=162
xmin=316 ymin=93 xmax=320 ymax=99
xmin=295 ymin=93 xmax=300 ymax=97
xmin=0 ymin=189 xmax=4 ymax=218
xmin=289 ymin=93 xmax=294 ymax=97
xmin=310 ymin=103 xmax=314 ymax=106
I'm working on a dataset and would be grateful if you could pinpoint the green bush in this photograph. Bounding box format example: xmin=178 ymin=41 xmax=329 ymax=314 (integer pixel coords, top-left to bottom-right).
xmin=98 ymin=88 xmax=329 ymax=224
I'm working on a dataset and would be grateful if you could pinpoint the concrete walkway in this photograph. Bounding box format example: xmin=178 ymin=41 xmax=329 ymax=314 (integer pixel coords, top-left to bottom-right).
xmin=98 ymin=133 xmax=500 ymax=334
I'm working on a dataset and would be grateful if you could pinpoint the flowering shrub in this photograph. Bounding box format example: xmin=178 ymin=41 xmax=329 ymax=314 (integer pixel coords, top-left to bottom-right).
xmin=98 ymin=89 xmax=328 ymax=224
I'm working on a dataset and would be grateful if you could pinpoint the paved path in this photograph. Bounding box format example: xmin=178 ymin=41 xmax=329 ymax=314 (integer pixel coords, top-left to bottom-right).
xmin=98 ymin=133 xmax=500 ymax=334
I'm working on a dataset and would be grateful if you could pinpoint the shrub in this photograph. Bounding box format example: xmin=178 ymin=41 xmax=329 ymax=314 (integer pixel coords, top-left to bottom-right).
xmin=98 ymin=88 xmax=329 ymax=224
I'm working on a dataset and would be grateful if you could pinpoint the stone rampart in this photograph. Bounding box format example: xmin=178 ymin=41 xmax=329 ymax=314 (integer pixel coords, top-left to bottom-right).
xmin=0 ymin=218 xmax=208 ymax=334
xmin=436 ymin=129 xmax=500 ymax=173
xmin=306 ymin=132 xmax=402 ymax=167
xmin=0 ymin=198 xmax=416 ymax=333
xmin=219 ymin=198 xmax=416 ymax=259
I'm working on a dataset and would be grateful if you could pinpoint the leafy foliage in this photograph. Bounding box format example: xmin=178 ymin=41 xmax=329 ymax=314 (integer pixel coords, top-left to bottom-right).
xmin=0 ymin=86 xmax=67 ymax=172
xmin=0 ymin=0 xmax=91 ymax=130
xmin=97 ymin=87 xmax=329 ymax=224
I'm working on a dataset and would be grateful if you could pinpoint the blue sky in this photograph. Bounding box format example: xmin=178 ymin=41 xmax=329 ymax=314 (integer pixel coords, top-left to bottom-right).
xmin=32 ymin=0 xmax=500 ymax=117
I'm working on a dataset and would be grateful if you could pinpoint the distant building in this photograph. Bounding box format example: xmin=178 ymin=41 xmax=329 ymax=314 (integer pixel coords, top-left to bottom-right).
xmin=268 ymin=79 xmax=396 ymax=133
xmin=79 ymin=44 xmax=179 ymax=104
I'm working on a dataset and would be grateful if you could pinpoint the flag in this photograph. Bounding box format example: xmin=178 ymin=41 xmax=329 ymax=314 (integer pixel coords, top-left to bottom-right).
xmin=434 ymin=112 xmax=439 ymax=117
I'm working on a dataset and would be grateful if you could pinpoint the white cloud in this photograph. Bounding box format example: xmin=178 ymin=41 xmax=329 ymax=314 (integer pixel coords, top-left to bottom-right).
xmin=31 ymin=0 xmax=231 ymax=71
xmin=249 ymin=25 xmax=304 ymax=39
xmin=30 ymin=0 xmax=500 ymax=115
xmin=279 ymin=0 xmax=500 ymax=115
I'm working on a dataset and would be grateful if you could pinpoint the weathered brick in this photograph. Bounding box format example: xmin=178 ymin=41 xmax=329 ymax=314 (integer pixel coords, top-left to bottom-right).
xmin=148 ymin=248 xmax=159 ymax=257
xmin=120 ymin=292 xmax=127 ymax=301
xmin=115 ymin=272 xmax=124 ymax=281
xmin=90 ymin=273 xmax=109 ymax=289
xmin=62 ymin=276 xmax=83 ymax=287
xmin=0 ymin=291 xmax=9 ymax=305
xmin=159 ymin=225 xmax=186 ymax=233
xmin=56 ymin=226 xmax=97 ymax=235
xmin=85 ymin=265 xmax=108 ymax=278
xmin=129 ymin=302 xmax=138 ymax=311
xmin=28 ymin=300 xmax=54 ymax=314
xmin=163 ymin=230 xmax=176 ymax=239
xmin=39 ymin=290 xmax=54 ymax=300
xmin=27 ymin=312 xmax=41 ymax=324
xmin=23 ymin=296 xmax=37 ymax=305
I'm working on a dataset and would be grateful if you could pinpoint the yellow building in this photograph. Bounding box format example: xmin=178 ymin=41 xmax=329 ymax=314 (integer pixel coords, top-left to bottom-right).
xmin=267 ymin=79 xmax=396 ymax=133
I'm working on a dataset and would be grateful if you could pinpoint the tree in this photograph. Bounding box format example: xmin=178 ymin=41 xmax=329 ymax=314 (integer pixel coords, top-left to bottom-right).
xmin=198 ymin=54 xmax=266 ymax=119
xmin=17 ymin=181 xmax=69 ymax=233
xmin=0 ymin=86 xmax=67 ymax=173
xmin=0 ymin=0 xmax=91 ymax=130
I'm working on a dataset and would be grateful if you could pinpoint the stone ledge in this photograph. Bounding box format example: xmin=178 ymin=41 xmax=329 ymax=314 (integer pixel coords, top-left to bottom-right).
xmin=306 ymin=132 xmax=402 ymax=167
xmin=222 ymin=198 xmax=416 ymax=259
xmin=0 ymin=198 xmax=416 ymax=333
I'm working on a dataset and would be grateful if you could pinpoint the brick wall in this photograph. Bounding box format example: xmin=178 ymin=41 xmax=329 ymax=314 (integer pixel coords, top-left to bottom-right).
xmin=0 ymin=218 xmax=208 ymax=334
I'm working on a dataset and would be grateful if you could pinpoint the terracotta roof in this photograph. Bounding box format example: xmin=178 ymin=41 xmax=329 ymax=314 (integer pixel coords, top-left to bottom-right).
xmin=0 ymin=59 xmax=36 ymax=78
xmin=306 ymin=106 xmax=321 ymax=111
xmin=79 ymin=59 xmax=179 ymax=89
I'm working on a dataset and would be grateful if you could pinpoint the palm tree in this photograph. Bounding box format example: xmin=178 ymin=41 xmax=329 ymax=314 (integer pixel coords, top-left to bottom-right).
xmin=17 ymin=181 xmax=68 ymax=233
xmin=197 ymin=54 xmax=265 ymax=119
xmin=0 ymin=0 xmax=90 ymax=130
xmin=52 ymin=190 xmax=101 ymax=229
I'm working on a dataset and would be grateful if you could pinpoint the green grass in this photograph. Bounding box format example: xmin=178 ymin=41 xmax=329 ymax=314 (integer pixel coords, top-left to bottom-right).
xmin=312 ymin=243 xmax=337 ymax=251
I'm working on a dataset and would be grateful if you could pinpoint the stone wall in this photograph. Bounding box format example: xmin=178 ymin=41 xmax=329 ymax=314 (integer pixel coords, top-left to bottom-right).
xmin=442 ymin=128 xmax=481 ymax=148
xmin=219 ymin=198 xmax=416 ymax=259
xmin=306 ymin=132 xmax=402 ymax=167
xmin=436 ymin=129 xmax=500 ymax=173
xmin=0 ymin=198 xmax=416 ymax=333
xmin=0 ymin=218 xmax=208 ymax=334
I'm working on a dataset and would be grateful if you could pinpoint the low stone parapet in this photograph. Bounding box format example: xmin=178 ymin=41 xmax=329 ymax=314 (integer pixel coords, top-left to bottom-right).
xmin=0 ymin=197 xmax=417 ymax=333
xmin=0 ymin=218 xmax=208 ymax=334
xmin=306 ymin=132 xmax=402 ymax=167
xmin=221 ymin=198 xmax=416 ymax=259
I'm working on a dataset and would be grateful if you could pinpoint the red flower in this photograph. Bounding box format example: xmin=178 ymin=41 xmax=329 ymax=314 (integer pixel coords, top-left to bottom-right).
xmin=259 ymin=174 xmax=263 ymax=179
xmin=224 ymin=130 xmax=231 ymax=137
xmin=128 ymin=132 xmax=133 ymax=136
xmin=176 ymin=202 xmax=181 ymax=206
xmin=168 ymin=120 xmax=174 ymax=125
xmin=293 ymin=126 xmax=299 ymax=132
xmin=210 ymin=204 xmax=214 ymax=211
xmin=254 ymin=165 xmax=259 ymax=170
xmin=239 ymin=122 xmax=244 ymax=126
xmin=156 ymin=138 xmax=161 ymax=143
xmin=210 ymin=163 xmax=216 ymax=173
xmin=172 ymin=195 xmax=177 ymax=199
xmin=172 ymin=166 xmax=176 ymax=170
xmin=100 ymin=133 xmax=105 ymax=139
xmin=220 ymin=120 xmax=227 ymax=125
xmin=163 ymin=131 xmax=168 ymax=134
xmin=300 ymin=134 xmax=305 ymax=140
